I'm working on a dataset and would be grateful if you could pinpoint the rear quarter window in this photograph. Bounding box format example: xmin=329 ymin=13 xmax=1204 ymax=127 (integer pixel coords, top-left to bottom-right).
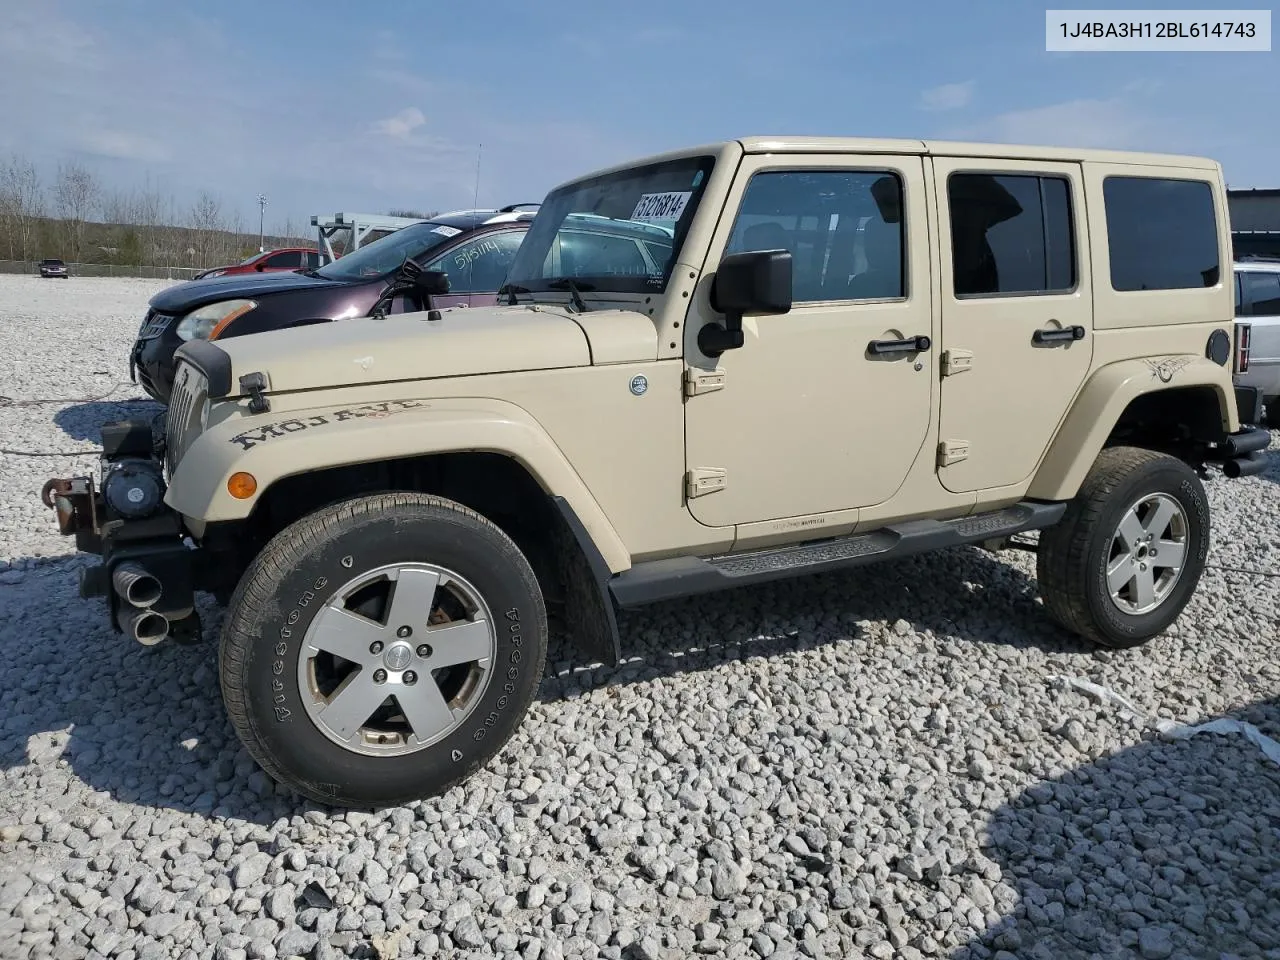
xmin=1241 ymin=271 xmax=1280 ymax=315
xmin=1102 ymin=175 xmax=1220 ymax=291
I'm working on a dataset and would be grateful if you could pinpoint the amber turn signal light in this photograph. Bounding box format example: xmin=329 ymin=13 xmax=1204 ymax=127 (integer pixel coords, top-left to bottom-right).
xmin=227 ymin=472 xmax=258 ymax=499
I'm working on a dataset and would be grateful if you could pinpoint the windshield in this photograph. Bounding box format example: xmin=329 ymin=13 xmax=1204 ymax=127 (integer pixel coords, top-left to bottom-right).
xmin=504 ymin=154 xmax=715 ymax=296
xmin=315 ymin=221 xmax=466 ymax=281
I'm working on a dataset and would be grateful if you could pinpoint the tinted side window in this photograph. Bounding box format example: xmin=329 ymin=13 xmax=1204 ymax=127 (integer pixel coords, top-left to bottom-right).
xmin=642 ymin=238 xmax=674 ymax=272
xmin=1102 ymin=176 xmax=1219 ymax=291
xmin=267 ymin=251 xmax=302 ymax=269
xmin=559 ymin=231 xmax=649 ymax=278
xmin=426 ymin=230 xmax=525 ymax=293
xmin=1235 ymin=272 xmax=1243 ymax=315
xmin=1243 ymin=271 xmax=1280 ymax=315
xmin=947 ymin=173 xmax=1075 ymax=296
xmin=724 ymin=170 xmax=905 ymax=303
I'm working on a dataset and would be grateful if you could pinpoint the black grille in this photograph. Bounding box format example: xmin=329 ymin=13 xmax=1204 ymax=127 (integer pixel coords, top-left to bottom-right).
xmin=137 ymin=310 xmax=173 ymax=340
xmin=165 ymin=364 xmax=196 ymax=476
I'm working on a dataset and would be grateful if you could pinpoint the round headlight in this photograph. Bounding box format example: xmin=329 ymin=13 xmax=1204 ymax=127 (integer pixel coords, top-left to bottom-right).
xmin=175 ymin=299 xmax=258 ymax=341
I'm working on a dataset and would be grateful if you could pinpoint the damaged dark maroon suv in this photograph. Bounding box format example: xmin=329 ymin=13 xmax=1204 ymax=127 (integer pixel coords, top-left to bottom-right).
xmin=130 ymin=206 xmax=537 ymax=404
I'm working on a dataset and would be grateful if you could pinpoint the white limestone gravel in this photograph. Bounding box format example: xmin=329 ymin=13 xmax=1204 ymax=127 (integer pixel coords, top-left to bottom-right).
xmin=1 ymin=273 xmax=1278 ymax=960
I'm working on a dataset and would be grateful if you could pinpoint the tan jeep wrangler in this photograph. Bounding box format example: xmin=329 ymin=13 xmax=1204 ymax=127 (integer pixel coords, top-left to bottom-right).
xmin=44 ymin=136 xmax=1271 ymax=807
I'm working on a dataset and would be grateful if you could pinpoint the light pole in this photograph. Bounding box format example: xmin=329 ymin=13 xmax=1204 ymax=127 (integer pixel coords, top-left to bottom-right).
xmin=256 ymin=193 xmax=268 ymax=253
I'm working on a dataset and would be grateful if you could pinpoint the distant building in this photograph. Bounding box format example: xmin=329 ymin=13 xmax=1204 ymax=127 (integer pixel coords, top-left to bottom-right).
xmin=1229 ymin=188 xmax=1280 ymax=259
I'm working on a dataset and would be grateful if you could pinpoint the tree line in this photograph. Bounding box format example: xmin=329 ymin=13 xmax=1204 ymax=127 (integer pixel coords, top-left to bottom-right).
xmin=0 ymin=153 xmax=311 ymax=270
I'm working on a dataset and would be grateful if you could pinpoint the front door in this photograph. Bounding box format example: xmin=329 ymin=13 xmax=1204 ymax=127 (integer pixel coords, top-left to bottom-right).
xmin=932 ymin=157 xmax=1094 ymax=494
xmin=424 ymin=228 xmax=527 ymax=308
xmin=682 ymin=154 xmax=935 ymax=529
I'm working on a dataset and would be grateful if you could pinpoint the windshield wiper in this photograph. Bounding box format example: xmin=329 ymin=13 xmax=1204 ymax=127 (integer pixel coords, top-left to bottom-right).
xmin=497 ymin=282 xmax=530 ymax=306
xmin=547 ymin=278 xmax=594 ymax=313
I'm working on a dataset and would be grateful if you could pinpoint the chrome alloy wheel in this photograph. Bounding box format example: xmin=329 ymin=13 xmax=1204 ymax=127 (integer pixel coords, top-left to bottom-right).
xmin=298 ymin=562 xmax=497 ymax=757
xmin=1105 ymin=492 xmax=1189 ymax=616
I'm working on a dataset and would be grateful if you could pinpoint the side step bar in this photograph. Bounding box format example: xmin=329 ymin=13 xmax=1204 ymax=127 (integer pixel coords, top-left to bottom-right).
xmin=608 ymin=500 xmax=1067 ymax=609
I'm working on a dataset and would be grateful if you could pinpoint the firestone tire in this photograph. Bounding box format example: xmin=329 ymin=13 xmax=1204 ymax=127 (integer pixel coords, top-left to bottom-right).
xmin=1036 ymin=446 xmax=1210 ymax=649
xmin=218 ymin=492 xmax=547 ymax=807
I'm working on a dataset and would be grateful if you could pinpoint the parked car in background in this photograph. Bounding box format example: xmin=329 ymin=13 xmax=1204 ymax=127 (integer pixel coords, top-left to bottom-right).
xmin=192 ymin=247 xmax=324 ymax=280
xmin=131 ymin=206 xmax=539 ymax=403
xmin=1232 ymin=256 xmax=1280 ymax=426
xmin=38 ymin=258 xmax=68 ymax=278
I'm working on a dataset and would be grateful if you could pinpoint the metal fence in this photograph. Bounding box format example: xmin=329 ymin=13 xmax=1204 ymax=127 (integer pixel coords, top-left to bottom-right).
xmin=0 ymin=260 xmax=203 ymax=281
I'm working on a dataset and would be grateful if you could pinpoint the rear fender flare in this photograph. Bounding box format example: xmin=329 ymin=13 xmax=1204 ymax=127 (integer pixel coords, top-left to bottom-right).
xmin=1027 ymin=355 xmax=1237 ymax=502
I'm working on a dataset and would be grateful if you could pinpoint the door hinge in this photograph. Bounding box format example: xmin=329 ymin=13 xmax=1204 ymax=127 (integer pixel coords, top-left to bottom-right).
xmin=683 ymin=367 xmax=726 ymax=397
xmin=937 ymin=440 xmax=969 ymax=467
xmin=940 ymin=349 xmax=973 ymax=377
xmin=686 ymin=467 xmax=727 ymax=498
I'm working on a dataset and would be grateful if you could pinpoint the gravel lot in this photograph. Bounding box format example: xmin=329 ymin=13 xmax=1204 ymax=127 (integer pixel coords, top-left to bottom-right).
xmin=1 ymin=273 xmax=1278 ymax=960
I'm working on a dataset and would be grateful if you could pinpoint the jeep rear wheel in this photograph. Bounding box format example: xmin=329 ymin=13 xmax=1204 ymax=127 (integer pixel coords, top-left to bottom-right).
xmin=1036 ymin=446 xmax=1209 ymax=649
xmin=218 ymin=492 xmax=547 ymax=807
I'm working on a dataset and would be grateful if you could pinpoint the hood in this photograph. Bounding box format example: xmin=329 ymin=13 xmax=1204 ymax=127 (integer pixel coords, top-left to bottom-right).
xmin=208 ymin=304 xmax=592 ymax=395
xmin=151 ymin=270 xmax=351 ymax=312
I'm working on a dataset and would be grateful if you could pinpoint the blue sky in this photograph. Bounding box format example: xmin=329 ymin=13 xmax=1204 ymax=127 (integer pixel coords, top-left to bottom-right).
xmin=1 ymin=0 xmax=1276 ymax=233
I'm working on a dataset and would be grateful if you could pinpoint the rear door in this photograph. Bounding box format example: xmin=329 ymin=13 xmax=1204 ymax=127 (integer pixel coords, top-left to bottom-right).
xmin=931 ymin=157 xmax=1093 ymax=494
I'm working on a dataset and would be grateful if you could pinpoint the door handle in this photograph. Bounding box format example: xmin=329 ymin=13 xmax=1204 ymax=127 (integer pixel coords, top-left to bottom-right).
xmin=1032 ymin=325 xmax=1086 ymax=345
xmin=867 ymin=335 xmax=931 ymax=355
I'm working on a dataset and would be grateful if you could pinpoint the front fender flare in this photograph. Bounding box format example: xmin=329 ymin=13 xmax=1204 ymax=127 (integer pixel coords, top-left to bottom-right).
xmin=1027 ymin=355 xmax=1237 ymax=502
xmin=165 ymin=396 xmax=632 ymax=573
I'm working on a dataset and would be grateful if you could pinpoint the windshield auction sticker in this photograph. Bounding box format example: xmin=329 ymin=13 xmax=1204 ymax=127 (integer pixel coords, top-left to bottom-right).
xmin=632 ymin=192 xmax=691 ymax=222
xmin=1046 ymin=9 xmax=1271 ymax=50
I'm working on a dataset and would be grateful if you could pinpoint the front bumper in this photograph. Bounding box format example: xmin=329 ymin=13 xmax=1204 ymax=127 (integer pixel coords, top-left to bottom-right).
xmin=130 ymin=310 xmax=182 ymax=404
xmin=43 ymin=417 xmax=205 ymax=644
xmin=131 ymin=336 xmax=176 ymax=404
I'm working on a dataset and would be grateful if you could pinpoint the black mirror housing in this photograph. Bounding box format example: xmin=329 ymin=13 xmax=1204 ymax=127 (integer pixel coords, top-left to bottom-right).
xmin=414 ymin=270 xmax=450 ymax=296
xmin=710 ymin=249 xmax=792 ymax=318
xmin=700 ymin=250 xmax=793 ymax=356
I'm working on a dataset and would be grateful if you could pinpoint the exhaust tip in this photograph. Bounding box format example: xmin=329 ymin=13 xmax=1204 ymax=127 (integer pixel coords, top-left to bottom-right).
xmin=112 ymin=562 xmax=162 ymax=608
xmin=120 ymin=607 xmax=169 ymax=645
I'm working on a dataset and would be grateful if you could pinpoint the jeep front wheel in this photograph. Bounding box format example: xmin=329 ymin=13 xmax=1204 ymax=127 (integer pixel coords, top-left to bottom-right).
xmin=1036 ymin=446 xmax=1209 ymax=649
xmin=218 ymin=492 xmax=547 ymax=807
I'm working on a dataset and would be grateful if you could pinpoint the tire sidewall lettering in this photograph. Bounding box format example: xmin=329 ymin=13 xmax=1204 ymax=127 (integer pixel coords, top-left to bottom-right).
xmin=468 ymin=605 xmax=522 ymax=746
xmin=270 ymin=575 xmax=338 ymax=723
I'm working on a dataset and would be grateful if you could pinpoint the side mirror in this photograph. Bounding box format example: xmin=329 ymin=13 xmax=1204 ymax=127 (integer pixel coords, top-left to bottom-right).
xmin=700 ymin=250 xmax=792 ymax=356
xmin=413 ymin=270 xmax=450 ymax=297
xmin=255 ymin=262 xmax=266 ymax=271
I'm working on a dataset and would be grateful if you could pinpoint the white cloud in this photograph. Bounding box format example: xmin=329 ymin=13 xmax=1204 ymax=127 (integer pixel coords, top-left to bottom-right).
xmin=372 ymin=108 xmax=427 ymax=141
xmin=77 ymin=130 xmax=171 ymax=163
xmin=920 ymin=81 xmax=975 ymax=112
xmin=943 ymin=96 xmax=1149 ymax=149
